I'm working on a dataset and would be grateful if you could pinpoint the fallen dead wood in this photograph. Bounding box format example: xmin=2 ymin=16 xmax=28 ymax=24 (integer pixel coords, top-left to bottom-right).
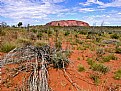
xmin=1 ymin=45 xmax=70 ymax=91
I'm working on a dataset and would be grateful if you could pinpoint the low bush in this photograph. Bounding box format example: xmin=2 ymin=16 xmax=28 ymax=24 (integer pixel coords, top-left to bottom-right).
xmin=37 ymin=32 xmax=43 ymax=40
xmin=114 ymin=69 xmax=121 ymax=80
xmin=91 ymin=63 xmax=109 ymax=74
xmin=87 ymin=58 xmax=109 ymax=74
xmin=78 ymin=64 xmax=85 ymax=72
xmin=51 ymin=51 xmax=69 ymax=68
xmin=102 ymin=54 xmax=117 ymax=62
xmin=115 ymin=47 xmax=121 ymax=53
xmin=90 ymin=74 xmax=100 ymax=85
xmin=64 ymin=31 xmax=70 ymax=36
xmin=111 ymin=33 xmax=119 ymax=39
xmin=0 ymin=42 xmax=16 ymax=53
xmin=87 ymin=58 xmax=94 ymax=66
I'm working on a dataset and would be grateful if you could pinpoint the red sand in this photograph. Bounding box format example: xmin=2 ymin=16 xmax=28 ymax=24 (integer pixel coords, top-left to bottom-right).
xmin=0 ymin=42 xmax=121 ymax=91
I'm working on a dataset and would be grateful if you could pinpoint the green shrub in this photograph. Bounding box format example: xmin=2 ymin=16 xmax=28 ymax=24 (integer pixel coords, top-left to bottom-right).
xmin=87 ymin=58 xmax=94 ymax=66
xmin=64 ymin=31 xmax=70 ymax=36
xmin=47 ymin=30 xmax=53 ymax=36
xmin=77 ymin=57 xmax=81 ymax=60
xmin=114 ymin=69 xmax=121 ymax=80
xmin=79 ymin=30 xmax=87 ymax=35
xmin=115 ymin=47 xmax=121 ymax=53
xmin=51 ymin=51 xmax=69 ymax=68
xmin=78 ymin=64 xmax=85 ymax=72
xmin=111 ymin=33 xmax=119 ymax=39
xmin=31 ymin=29 xmax=37 ymax=33
xmin=0 ymin=42 xmax=16 ymax=53
xmin=90 ymin=74 xmax=100 ymax=85
xmin=87 ymin=58 xmax=109 ymax=74
xmin=91 ymin=63 xmax=109 ymax=74
xmin=102 ymin=54 xmax=117 ymax=62
xmin=37 ymin=32 xmax=43 ymax=39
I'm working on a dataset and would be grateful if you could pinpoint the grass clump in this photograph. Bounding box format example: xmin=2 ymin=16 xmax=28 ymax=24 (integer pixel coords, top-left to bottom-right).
xmin=102 ymin=54 xmax=117 ymax=62
xmin=77 ymin=57 xmax=81 ymax=60
xmin=17 ymin=38 xmax=32 ymax=45
xmin=64 ymin=31 xmax=70 ymax=36
xmin=114 ymin=69 xmax=121 ymax=80
xmin=78 ymin=64 xmax=85 ymax=72
xmin=91 ymin=63 xmax=109 ymax=74
xmin=115 ymin=47 xmax=121 ymax=53
xmin=0 ymin=42 xmax=16 ymax=53
xmin=87 ymin=58 xmax=109 ymax=74
xmin=87 ymin=58 xmax=94 ymax=65
xmin=111 ymin=33 xmax=119 ymax=39
xmin=90 ymin=74 xmax=100 ymax=85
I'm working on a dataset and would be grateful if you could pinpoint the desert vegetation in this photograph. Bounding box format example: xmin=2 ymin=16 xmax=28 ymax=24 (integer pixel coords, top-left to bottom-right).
xmin=0 ymin=25 xmax=121 ymax=91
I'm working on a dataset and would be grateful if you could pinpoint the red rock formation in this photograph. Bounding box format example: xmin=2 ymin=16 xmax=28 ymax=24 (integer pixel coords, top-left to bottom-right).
xmin=46 ymin=20 xmax=89 ymax=26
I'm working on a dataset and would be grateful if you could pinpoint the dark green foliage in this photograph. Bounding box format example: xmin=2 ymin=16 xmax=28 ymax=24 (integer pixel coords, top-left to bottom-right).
xmin=64 ymin=31 xmax=70 ymax=36
xmin=79 ymin=30 xmax=87 ymax=35
xmin=87 ymin=58 xmax=94 ymax=65
xmin=115 ymin=47 xmax=121 ymax=53
xmin=111 ymin=33 xmax=119 ymax=39
xmin=37 ymin=32 xmax=43 ymax=39
xmin=18 ymin=22 xmax=22 ymax=27
xmin=31 ymin=29 xmax=37 ymax=33
xmin=78 ymin=64 xmax=85 ymax=72
xmin=47 ymin=30 xmax=53 ymax=36
xmin=90 ymin=74 xmax=100 ymax=85
xmin=114 ymin=69 xmax=121 ymax=80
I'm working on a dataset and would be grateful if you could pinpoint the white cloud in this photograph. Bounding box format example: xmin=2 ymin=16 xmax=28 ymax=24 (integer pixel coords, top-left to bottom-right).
xmin=0 ymin=0 xmax=67 ymax=25
xmin=79 ymin=0 xmax=121 ymax=8
xmin=81 ymin=12 xmax=121 ymax=26
xmin=79 ymin=8 xmax=95 ymax=12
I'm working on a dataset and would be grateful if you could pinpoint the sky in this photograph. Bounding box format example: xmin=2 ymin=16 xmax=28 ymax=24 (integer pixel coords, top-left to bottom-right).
xmin=0 ymin=0 xmax=121 ymax=26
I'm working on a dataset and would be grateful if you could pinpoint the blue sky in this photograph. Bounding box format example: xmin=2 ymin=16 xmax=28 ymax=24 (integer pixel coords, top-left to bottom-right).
xmin=0 ymin=0 xmax=121 ymax=26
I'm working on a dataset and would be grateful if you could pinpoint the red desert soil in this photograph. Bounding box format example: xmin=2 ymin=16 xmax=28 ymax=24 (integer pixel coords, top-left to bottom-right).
xmin=0 ymin=42 xmax=121 ymax=91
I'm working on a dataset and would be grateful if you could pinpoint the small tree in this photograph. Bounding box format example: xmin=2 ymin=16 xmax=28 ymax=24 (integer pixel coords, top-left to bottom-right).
xmin=18 ymin=22 xmax=22 ymax=27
